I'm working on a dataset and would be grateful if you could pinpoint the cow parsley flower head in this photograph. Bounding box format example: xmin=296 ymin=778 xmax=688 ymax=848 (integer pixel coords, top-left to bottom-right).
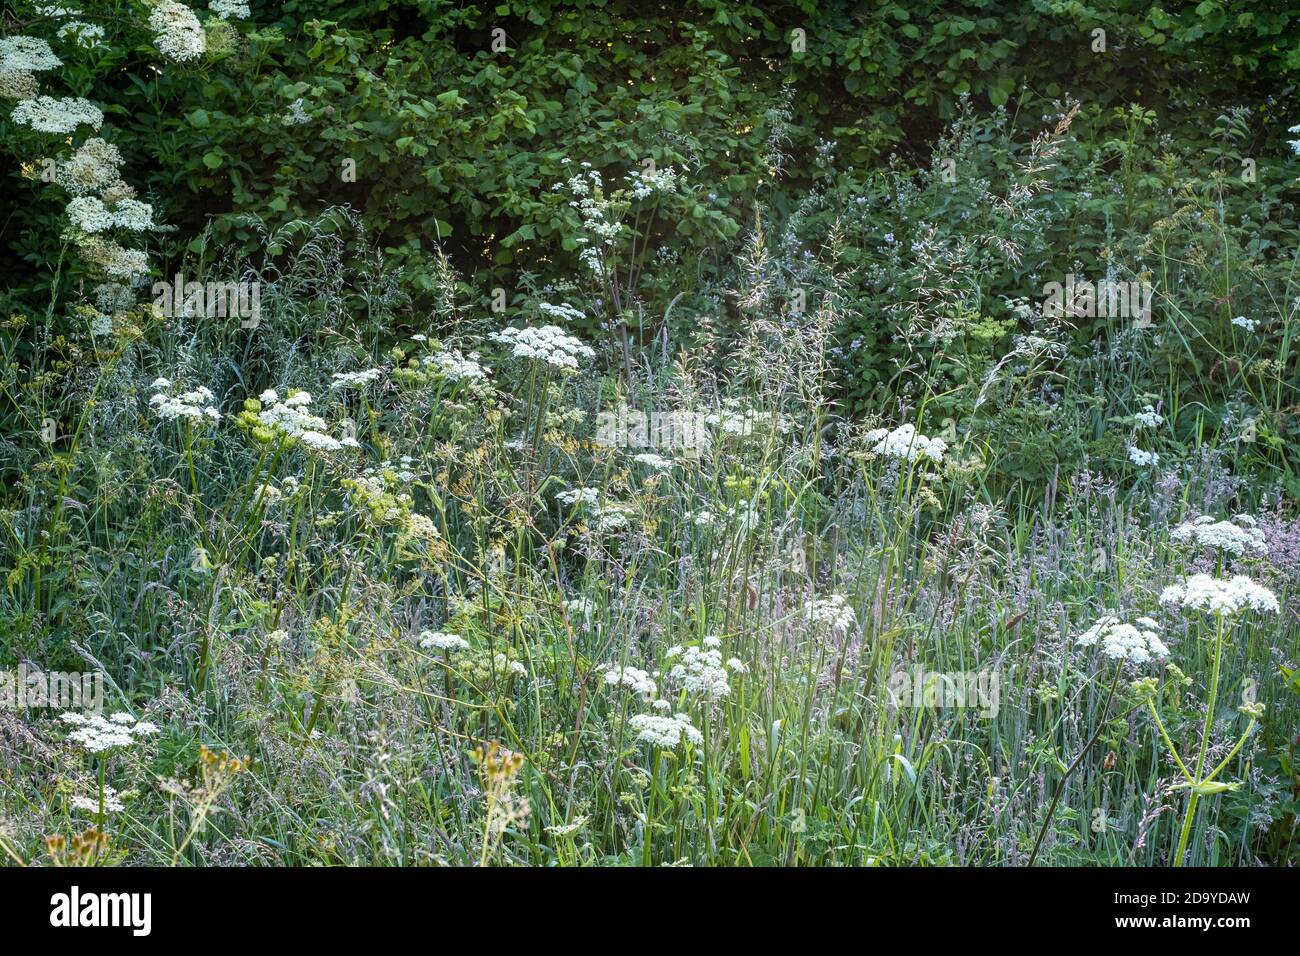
xmin=491 ymin=325 xmax=595 ymax=371
xmin=537 ymin=301 xmax=585 ymax=323
xmin=802 ymin=593 xmax=856 ymax=633
xmin=330 ymin=368 xmax=382 ymax=389
xmin=1133 ymin=406 xmax=1164 ymax=428
xmin=71 ymin=785 xmax=126 ymax=813
xmin=1127 ymin=445 xmax=1158 ymax=467
xmin=1170 ymin=515 xmax=1267 ymax=557
xmin=602 ymin=665 xmax=657 ymax=700
xmin=11 ymin=95 xmax=103 ymax=132
xmin=1075 ymin=614 xmax=1169 ymax=664
xmin=628 ymin=712 xmax=702 ymax=748
xmin=665 ymin=641 xmax=735 ymax=700
xmin=59 ymin=711 xmax=159 ymax=753
xmin=149 ymin=1 xmax=206 ymax=61
xmin=1159 ymin=574 xmax=1280 ymax=617
xmin=427 ymin=349 xmax=490 ymax=383
xmin=149 ymin=381 xmax=221 ymax=423
xmin=626 ymin=164 xmax=679 ymax=199
xmin=418 ymin=630 xmax=469 ymax=652
xmin=251 ymin=389 xmax=359 ymax=453
xmin=863 ymin=423 xmax=946 ymax=463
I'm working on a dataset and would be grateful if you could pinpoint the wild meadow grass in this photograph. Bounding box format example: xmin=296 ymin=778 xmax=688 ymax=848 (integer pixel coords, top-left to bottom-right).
xmin=1 ymin=221 xmax=1296 ymax=867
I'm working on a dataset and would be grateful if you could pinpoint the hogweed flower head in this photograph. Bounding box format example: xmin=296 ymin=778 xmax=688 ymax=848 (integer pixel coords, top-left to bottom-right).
xmin=1075 ymin=614 xmax=1169 ymax=664
xmin=491 ymin=324 xmax=595 ymax=371
xmin=863 ymin=423 xmax=947 ymax=463
xmin=1159 ymin=574 xmax=1279 ymax=617
xmin=1169 ymin=514 xmax=1267 ymax=557
xmin=628 ymin=712 xmax=702 ymax=748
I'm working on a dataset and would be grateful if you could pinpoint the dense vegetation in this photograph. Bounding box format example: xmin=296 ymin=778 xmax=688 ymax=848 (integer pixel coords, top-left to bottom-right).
xmin=1 ymin=1 xmax=1298 ymax=867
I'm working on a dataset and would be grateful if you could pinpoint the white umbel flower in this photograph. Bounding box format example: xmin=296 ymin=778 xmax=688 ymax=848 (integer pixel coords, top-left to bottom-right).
xmin=149 ymin=381 xmax=221 ymax=422
xmin=418 ymin=630 xmax=469 ymax=652
xmin=209 ymin=0 xmax=251 ymax=18
xmin=59 ymin=711 xmax=159 ymax=753
xmin=602 ymin=665 xmax=657 ymax=700
xmin=628 ymin=712 xmax=702 ymax=748
xmin=1159 ymin=574 xmax=1279 ymax=617
xmin=802 ymin=593 xmax=856 ymax=633
xmin=1170 ymin=515 xmax=1267 ymax=557
xmin=1075 ymin=614 xmax=1169 ymax=664
xmin=863 ymin=423 xmax=947 ymax=463
xmin=0 ymin=36 xmax=63 ymax=73
xmin=491 ymin=324 xmax=595 ymax=371
xmin=330 ymin=368 xmax=382 ymax=389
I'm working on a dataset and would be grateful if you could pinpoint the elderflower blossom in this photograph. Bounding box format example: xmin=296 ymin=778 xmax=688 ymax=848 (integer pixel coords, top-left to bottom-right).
xmin=59 ymin=711 xmax=159 ymax=753
xmin=58 ymin=21 xmax=105 ymax=44
xmin=54 ymin=138 xmax=125 ymax=195
xmin=802 ymin=593 xmax=856 ymax=633
xmin=602 ymin=664 xmax=657 ymax=699
xmin=418 ymin=630 xmax=469 ymax=652
xmin=491 ymin=325 xmax=595 ymax=371
xmin=149 ymin=1 xmax=206 ymax=61
xmin=1075 ymin=614 xmax=1169 ymax=664
xmin=863 ymin=423 xmax=947 ymax=463
xmin=1159 ymin=574 xmax=1279 ymax=617
xmin=65 ymin=196 xmax=155 ymax=234
xmin=75 ymin=236 xmax=149 ymax=280
xmin=209 ymin=0 xmax=251 ymax=18
xmin=0 ymin=69 xmax=40 ymax=100
xmin=11 ymin=95 xmax=102 ymax=132
xmin=149 ymin=381 xmax=221 ymax=422
xmin=0 ymin=36 xmax=62 ymax=73
xmin=628 ymin=712 xmax=702 ymax=748
xmin=1169 ymin=514 xmax=1267 ymax=557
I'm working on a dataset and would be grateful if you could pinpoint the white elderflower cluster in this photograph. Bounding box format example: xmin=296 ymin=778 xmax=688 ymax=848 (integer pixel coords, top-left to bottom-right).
xmin=628 ymin=712 xmax=702 ymax=748
xmin=418 ymin=630 xmax=469 ymax=652
xmin=149 ymin=1 xmax=206 ymax=61
xmin=802 ymin=593 xmax=856 ymax=633
xmin=491 ymin=324 xmax=595 ymax=371
xmin=427 ymin=348 xmax=490 ymax=383
xmin=602 ymin=664 xmax=657 ymax=700
xmin=53 ymin=138 xmax=126 ymax=195
xmin=256 ymin=389 xmax=359 ymax=453
xmin=665 ymin=639 xmax=735 ymax=700
xmin=1159 ymin=574 xmax=1279 ymax=617
xmin=75 ymin=236 xmax=150 ymax=280
xmin=864 ymin=423 xmax=947 ymax=463
xmin=1169 ymin=514 xmax=1267 ymax=557
xmin=1133 ymin=405 xmax=1164 ymax=428
xmin=11 ymin=95 xmax=103 ymax=132
xmin=0 ymin=35 xmax=62 ymax=73
xmin=148 ymin=378 xmax=221 ymax=423
xmin=0 ymin=68 xmax=39 ymax=100
xmin=59 ymin=711 xmax=159 ymax=754
xmin=626 ymin=164 xmax=679 ymax=199
xmin=66 ymin=196 xmax=155 ymax=233
xmin=58 ymin=21 xmax=106 ymax=45
xmin=1127 ymin=445 xmax=1158 ymax=467
xmin=1075 ymin=614 xmax=1169 ymax=664
xmin=537 ymin=301 xmax=585 ymax=323
xmin=209 ymin=0 xmax=251 ymax=18
xmin=330 ymin=368 xmax=382 ymax=389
